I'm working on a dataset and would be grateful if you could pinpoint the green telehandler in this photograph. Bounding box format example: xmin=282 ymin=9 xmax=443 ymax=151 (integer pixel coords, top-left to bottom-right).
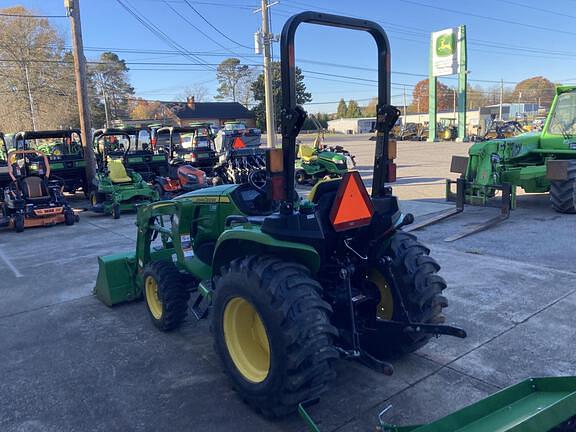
xmin=409 ymin=85 xmax=576 ymax=241
xmin=95 ymin=12 xmax=466 ymax=417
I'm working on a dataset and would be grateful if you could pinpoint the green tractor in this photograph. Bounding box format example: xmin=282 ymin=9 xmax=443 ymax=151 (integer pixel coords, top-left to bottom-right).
xmin=294 ymin=141 xmax=349 ymax=185
xmin=94 ymin=12 xmax=465 ymax=417
xmin=90 ymin=129 xmax=158 ymax=219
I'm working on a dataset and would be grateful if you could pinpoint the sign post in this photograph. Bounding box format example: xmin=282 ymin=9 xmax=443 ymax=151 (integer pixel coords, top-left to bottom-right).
xmin=428 ymin=26 xmax=467 ymax=142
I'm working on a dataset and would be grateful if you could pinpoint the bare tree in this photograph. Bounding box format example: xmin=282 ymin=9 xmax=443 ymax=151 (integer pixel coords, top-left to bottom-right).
xmin=0 ymin=6 xmax=78 ymax=131
xmin=177 ymin=83 xmax=209 ymax=102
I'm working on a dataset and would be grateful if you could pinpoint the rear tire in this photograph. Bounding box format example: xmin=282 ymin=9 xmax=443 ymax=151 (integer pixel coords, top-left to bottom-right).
xmin=361 ymin=232 xmax=448 ymax=359
xmin=143 ymin=261 xmax=190 ymax=331
xmin=211 ymin=255 xmax=338 ymax=417
xmin=14 ymin=213 xmax=24 ymax=233
xmin=550 ymin=161 xmax=576 ymax=214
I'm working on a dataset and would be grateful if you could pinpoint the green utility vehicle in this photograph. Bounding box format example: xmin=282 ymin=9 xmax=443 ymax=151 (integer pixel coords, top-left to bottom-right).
xmin=13 ymin=129 xmax=87 ymax=194
xmin=90 ymin=129 xmax=158 ymax=219
xmin=94 ymin=12 xmax=466 ymax=417
xmin=0 ymin=132 xmax=10 ymax=190
xmin=155 ymin=125 xmax=218 ymax=172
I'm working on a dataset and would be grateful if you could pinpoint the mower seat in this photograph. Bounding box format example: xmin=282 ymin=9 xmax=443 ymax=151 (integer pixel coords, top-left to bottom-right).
xmin=298 ymin=144 xmax=318 ymax=162
xmin=21 ymin=176 xmax=51 ymax=204
xmin=107 ymin=158 xmax=132 ymax=184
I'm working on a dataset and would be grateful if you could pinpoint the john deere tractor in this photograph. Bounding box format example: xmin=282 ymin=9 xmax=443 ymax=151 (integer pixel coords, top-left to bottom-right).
xmin=95 ymin=12 xmax=465 ymax=417
xmin=448 ymin=85 xmax=576 ymax=213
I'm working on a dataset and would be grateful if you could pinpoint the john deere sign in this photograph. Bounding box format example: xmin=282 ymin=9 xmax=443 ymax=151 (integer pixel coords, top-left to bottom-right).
xmin=436 ymin=34 xmax=455 ymax=56
xmin=428 ymin=25 xmax=468 ymax=142
xmin=432 ymin=28 xmax=460 ymax=76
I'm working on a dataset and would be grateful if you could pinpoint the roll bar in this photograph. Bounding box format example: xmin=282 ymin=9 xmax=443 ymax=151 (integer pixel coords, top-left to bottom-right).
xmin=280 ymin=12 xmax=399 ymax=211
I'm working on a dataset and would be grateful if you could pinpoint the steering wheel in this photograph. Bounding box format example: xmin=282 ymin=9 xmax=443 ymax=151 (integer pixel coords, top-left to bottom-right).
xmin=248 ymin=169 xmax=267 ymax=194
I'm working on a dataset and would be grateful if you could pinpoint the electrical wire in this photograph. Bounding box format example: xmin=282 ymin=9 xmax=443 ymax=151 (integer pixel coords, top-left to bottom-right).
xmin=181 ymin=0 xmax=253 ymax=49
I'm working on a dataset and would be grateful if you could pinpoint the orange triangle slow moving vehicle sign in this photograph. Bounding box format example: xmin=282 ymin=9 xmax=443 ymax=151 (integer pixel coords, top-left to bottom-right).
xmin=232 ymin=137 xmax=246 ymax=149
xmin=329 ymin=171 xmax=374 ymax=232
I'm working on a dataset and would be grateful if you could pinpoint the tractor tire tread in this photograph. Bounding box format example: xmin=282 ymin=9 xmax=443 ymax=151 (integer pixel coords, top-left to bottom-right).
xmin=143 ymin=261 xmax=190 ymax=331
xmin=387 ymin=231 xmax=448 ymax=355
xmin=550 ymin=161 xmax=576 ymax=214
xmin=211 ymin=255 xmax=338 ymax=418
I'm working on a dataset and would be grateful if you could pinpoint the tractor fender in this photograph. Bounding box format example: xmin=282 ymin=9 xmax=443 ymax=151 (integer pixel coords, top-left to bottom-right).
xmin=212 ymin=226 xmax=321 ymax=275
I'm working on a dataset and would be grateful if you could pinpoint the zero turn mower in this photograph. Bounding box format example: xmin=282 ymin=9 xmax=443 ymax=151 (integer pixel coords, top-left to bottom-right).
xmin=151 ymin=125 xmax=215 ymax=198
xmin=1 ymin=149 xmax=76 ymax=232
xmin=90 ymin=130 xmax=158 ymax=219
xmin=95 ymin=12 xmax=465 ymax=417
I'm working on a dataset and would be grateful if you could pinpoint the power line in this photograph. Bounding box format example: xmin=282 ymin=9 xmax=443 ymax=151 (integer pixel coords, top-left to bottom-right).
xmin=114 ymin=0 xmax=215 ymax=70
xmin=181 ymin=0 xmax=253 ymax=49
xmin=160 ymin=0 xmax=252 ymax=54
xmin=398 ymin=0 xmax=576 ymax=37
xmin=0 ymin=13 xmax=67 ymax=18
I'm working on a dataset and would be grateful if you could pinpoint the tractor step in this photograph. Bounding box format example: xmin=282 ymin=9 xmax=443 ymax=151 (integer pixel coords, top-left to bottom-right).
xmin=190 ymin=279 xmax=213 ymax=320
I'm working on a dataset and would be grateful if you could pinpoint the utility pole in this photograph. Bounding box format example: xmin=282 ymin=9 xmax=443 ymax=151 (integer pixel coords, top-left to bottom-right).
xmin=261 ymin=0 xmax=276 ymax=148
xmin=24 ymin=64 xmax=37 ymax=130
xmin=65 ymin=0 xmax=96 ymax=181
xmin=403 ymin=86 xmax=407 ymax=120
xmin=498 ymin=78 xmax=503 ymax=121
xmin=453 ymin=88 xmax=456 ymax=119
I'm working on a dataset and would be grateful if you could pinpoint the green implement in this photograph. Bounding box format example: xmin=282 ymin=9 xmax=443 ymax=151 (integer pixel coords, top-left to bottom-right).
xmin=300 ymin=377 xmax=576 ymax=432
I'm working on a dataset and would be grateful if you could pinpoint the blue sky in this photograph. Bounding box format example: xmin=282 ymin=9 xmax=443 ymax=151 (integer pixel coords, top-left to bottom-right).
xmin=5 ymin=0 xmax=576 ymax=112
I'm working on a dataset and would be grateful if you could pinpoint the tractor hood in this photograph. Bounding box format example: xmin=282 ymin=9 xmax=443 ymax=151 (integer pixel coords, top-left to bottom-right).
xmin=175 ymin=184 xmax=237 ymax=202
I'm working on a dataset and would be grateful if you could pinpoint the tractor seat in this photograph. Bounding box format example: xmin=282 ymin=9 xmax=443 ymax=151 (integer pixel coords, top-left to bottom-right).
xmin=308 ymin=177 xmax=341 ymax=203
xmin=107 ymin=157 xmax=132 ymax=184
xmin=21 ymin=176 xmax=51 ymax=203
xmin=298 ymin=144 xmax=318 ymax=162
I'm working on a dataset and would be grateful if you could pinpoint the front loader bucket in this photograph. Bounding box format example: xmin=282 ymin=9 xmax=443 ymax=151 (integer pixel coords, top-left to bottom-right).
xmin=94 ymin=252 xmax=139 ymax=306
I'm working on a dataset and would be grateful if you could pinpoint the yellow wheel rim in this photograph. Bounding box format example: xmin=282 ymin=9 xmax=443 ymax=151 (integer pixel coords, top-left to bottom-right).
xmin=145 ymin=276 xmax=163 ymax=320
xmin=367 ymin=268 xmax=394 ymax=320
xmin=91 ymin=194 xmax=97 ymax=206
xmin=223 ymin=297 xmax=270 ymax=383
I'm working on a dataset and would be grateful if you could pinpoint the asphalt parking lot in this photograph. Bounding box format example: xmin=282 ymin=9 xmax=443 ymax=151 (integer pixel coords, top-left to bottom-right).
xmin=1 ymin=135 xmax=575 ymax=432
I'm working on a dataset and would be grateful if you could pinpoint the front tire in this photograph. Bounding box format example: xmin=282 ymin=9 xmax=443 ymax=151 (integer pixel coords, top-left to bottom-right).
xmin=361 ymin=232 xmax=448 ymax=359
xmin=143 ymin=261 xmax=190 ymax=331
xmin=64 ymin=210 xmax=75 ymax=226
xmin=112 ymin=204 xmax=121 ymax=219
xmin=550 ymin=161 xmax=576 ymax=213
xmin=211 ymin=256 xmax=338 ymax=417
xmin=295 ymin=169 xmax=308 ymax=185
